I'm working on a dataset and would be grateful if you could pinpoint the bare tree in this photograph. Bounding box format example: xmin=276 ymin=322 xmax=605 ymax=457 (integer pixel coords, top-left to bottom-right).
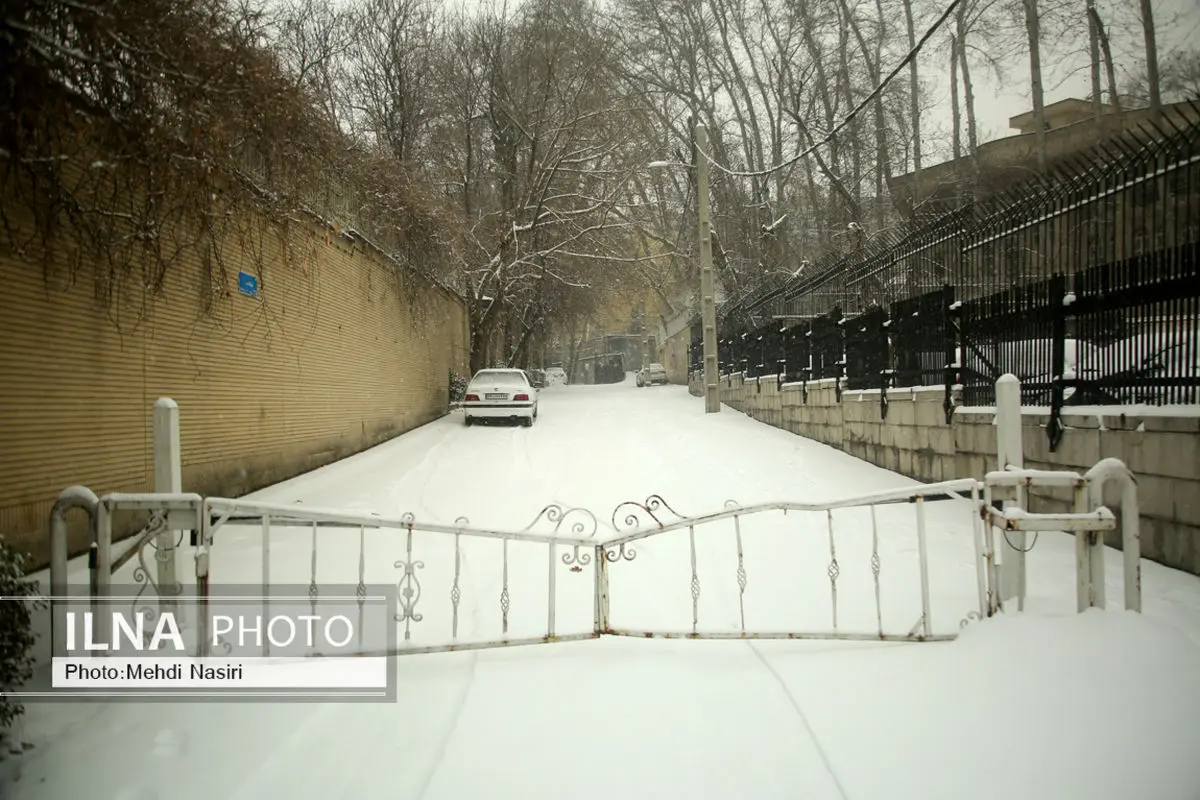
xmin=1020 ymin=0 xmax=1048 ymax=173
xmin=269 ymin=0 xmax=355 ymax=128
xmin=901 ymin=0 xmax=924 ymax=206
xmin=346 ymin=0 xmax=439 ymax=162
xmin=1137 ymin=0 xmax=1161 ymax=113
xmin=1086 ymin=4 xmax=1122 ymax=113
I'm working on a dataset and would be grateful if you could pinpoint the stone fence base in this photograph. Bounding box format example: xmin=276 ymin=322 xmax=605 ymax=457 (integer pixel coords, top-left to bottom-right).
xmin=688 ymin=372 xmax=1199 ymax=576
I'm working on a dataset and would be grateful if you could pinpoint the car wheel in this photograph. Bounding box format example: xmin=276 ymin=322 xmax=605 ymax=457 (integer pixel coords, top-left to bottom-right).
xmin=521 ymin=416 xmax=533 ymax=427
xmin=464 ymin=415 xmax=473 ymax=426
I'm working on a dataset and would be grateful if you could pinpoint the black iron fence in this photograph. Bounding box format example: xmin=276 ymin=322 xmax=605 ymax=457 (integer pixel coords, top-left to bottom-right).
xmin=690 ymin=104 xmax=1200 ymax=451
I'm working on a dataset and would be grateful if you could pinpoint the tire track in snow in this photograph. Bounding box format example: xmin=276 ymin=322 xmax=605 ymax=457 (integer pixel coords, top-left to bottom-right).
xmin=386 ymin=421 xmax=456 ymax=519
xmin=412 ymin=522 xmax=485 ymax=800
xmin=693 ymin=508 xmax=849 ymax=798
xmin=411 ymin=651 xmax=478 ymax=800
xmin=745 ymin=641 xmax=849 ymax=800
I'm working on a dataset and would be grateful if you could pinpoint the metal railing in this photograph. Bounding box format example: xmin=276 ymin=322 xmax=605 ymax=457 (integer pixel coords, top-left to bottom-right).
xmin=702 ymin=105 xmax=1200 ymax=451
xmin=51 ymin=463 xmax=1141 ymax=657
xmin=599 ymin=485 xmax=983 ymax=642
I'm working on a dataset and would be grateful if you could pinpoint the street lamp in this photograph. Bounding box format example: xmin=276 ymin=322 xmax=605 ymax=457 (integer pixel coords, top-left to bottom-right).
xmin=648 ymin=120 xmax=720 ymax=413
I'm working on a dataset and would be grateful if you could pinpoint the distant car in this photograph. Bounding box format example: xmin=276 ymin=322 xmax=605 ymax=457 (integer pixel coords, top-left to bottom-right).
xmin=527 ymin=369 xmax=547 ymax=389
xmin=463 ymin=369 xmax=539 ymax=426
xmin=636 ymin=363 xmax=669 ymax=387
xmin=545 ymin=367 xmax=568 ymax=385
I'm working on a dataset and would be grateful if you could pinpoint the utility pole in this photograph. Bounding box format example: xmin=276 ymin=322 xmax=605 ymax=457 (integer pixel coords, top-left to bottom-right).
xmin=696 ymin=121 xmax=720 ymax=413
xmin=640 ymin=301 xmax=649 ymax=372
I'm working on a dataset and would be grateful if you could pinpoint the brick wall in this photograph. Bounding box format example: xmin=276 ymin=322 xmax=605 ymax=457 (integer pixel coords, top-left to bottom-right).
xmin=1 ymin=208 xmax=469 ymax=571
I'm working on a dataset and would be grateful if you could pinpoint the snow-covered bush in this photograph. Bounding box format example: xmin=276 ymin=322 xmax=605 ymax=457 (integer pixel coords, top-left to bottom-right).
xmin=449 ymin=371 xmax=470 ymax=404
xmin=0 ymin=535 xmax=43 ymax=729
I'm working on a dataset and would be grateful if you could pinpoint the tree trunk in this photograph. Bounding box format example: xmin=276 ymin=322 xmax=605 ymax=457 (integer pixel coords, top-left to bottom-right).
xmin=1022 ymin=0 xmax=1048 ymax=174
xmin=950 ymin=34 xmax=962 ymax=176
xmin=1087 ymin=0 xmax=1102 ymax=128
xmin=902 ymin=0 xmax=923 ymax=207
xmin=1089 ymin=6 xmax=1123 ymax=113
xmin=469 ymin=312 xmax=490 ymax=373
xmin=955 ymin=7 xmax=980 ymax=196
xmin=1138 ymin=0 xmax=1161 ymax=113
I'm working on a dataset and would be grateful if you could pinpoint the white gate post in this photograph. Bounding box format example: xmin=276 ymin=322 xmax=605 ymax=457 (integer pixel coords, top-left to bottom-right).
xmin=1072 ymin=481 xmax=1099 ymax=612
xmin=994 ymin=375 xmax=1026 ymax=611
xmin=153 ymin=398 xmax=181 ymax=599
xmin=49 ymin=486 xmax=99 ymax=658
xmin=1085 ymin=458 xmax=1141 ymax=613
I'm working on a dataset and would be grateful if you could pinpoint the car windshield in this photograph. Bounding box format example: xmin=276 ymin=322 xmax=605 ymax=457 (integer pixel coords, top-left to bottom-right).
xmin=471 ymin=370 xmax=527 ymax=386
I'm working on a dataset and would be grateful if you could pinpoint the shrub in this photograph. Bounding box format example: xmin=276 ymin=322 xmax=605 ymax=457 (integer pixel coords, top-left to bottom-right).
xmin=0 ymin=536 xmax=43 ymax=729
xmin=449 ymin=370 xmax=470 ymax=404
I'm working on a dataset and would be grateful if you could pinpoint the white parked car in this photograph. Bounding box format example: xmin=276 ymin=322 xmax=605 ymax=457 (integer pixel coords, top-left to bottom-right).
xmin=463 ymin=368 xmax=539 ymax=426
xmin=545 ymin=367 xmax=568 ymax=385
xmin=636 ymin=363 xmax=669 ymax=387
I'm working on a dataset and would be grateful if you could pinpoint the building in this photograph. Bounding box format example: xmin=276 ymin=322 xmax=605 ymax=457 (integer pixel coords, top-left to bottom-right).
xmin=888 ymin=99 xmax=1200 ymax=216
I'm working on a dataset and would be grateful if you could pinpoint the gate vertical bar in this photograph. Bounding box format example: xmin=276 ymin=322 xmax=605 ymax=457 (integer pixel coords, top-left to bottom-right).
xmin=153 ymin=399 xmax=181 ymax=606
xmin=915 ymin=496 xmax=932 ymax=637
xmin=996 ymin=374 xmax=1027 ymax=611
xmin=93 ymin=499 xmax=113 ymax=650
xmin=195 ymin=504 xmax=211 ymax=658
xmin=982 ymin=484 xmax=1001 ymax=616
xmin=451 ymin=529 xmax=462 ymax=639
xmin=732 ymin=514 xmax=747 ymax=631
xmin=970 ymin=484 xmax=987 ymax=619
xmin=262 ymin=513 xmax=271 ymax=656
xmin=870 ymin=505 xmax=882 ymax=638
xmin=688 ymin=525 xmax=700 ymax=634
xmin=500 ymin=538 xmax=510 ymax=635
xmin=826 ymin=510 xmax=839 ymax=630
xmin=595 ymin=545 xmax=609 ymax=634
xmin=1119 ymin=476 xmax=1141 ymax=613
xmin=547 ymin=541 xmax=556 ymax=638
xmin=1073 ymin=482 xmax=1094 ymax=612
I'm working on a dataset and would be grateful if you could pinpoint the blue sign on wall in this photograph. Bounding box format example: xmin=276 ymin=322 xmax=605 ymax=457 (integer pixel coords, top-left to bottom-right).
xmin=238 ymin=271 xmax=259 ymax=298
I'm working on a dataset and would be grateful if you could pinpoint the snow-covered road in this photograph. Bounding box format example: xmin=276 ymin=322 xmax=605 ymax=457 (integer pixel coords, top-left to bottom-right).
xmin=6 ymin=377 xmax=1200 ymax=799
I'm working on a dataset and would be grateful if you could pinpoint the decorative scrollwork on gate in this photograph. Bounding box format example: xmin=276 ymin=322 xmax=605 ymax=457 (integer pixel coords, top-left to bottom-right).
xmin=610 ymin=494 xmax=688 ymax=533
xmin=450 ymin=517 xmax=468 ymax=639
xmin=130 ymin=512 xmax=186 ymax=649
xmin=521 ymin=503 xmax=597 ymax=572
xmin=395 ymin=512 xmax=423 ymax=641
xmin=394 ymin=559 xmax=425 ymax=629
xmin=603 ymin=542 xmax=636 ymax=562
xmin=826 ymin=510 xmax=840 ymax=630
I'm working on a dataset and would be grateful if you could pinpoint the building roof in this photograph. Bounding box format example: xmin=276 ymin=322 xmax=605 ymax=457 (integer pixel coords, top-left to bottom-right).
xmin=1008 ymin=98 xmax=1123 ymax=134
xmin=887 ymin=99 xmax=1200 ymax=218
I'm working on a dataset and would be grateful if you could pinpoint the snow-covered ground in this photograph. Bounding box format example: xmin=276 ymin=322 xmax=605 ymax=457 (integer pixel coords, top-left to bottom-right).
xmin=5 ymin=375 xmax=1200 ymax=799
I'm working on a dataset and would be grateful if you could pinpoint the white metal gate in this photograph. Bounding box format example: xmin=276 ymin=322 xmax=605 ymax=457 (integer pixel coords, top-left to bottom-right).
xmin=47 ymin=376 xmax=1144 ymax=659
xmin=48 ymin=470 xmax=1140 ymax=661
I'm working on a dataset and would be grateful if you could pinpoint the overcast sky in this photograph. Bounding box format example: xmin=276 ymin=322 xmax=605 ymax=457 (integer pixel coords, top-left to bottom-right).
xmin=321 ymin=0 xmax=1199 ymax=167
xmin=918 ymin=0 xmax=1200 ymax=151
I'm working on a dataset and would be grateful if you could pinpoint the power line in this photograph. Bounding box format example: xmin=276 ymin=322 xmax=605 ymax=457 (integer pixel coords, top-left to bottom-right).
xmin=700 ymin=0 xmax=966 ymax=180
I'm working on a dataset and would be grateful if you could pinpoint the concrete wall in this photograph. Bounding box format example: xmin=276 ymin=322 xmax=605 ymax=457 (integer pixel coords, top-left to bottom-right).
xmin=695 ymin=373 xmax=1200 ymax=576
xmin=657 ymin=332 xmax=690 ymax=385
xmin=2 ymin=206 xmax=469 ymax=571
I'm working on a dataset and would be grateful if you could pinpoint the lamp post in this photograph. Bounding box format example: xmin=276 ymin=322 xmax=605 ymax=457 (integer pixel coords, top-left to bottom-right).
xmin=649 ymin=119 xmax=720 ymax=413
